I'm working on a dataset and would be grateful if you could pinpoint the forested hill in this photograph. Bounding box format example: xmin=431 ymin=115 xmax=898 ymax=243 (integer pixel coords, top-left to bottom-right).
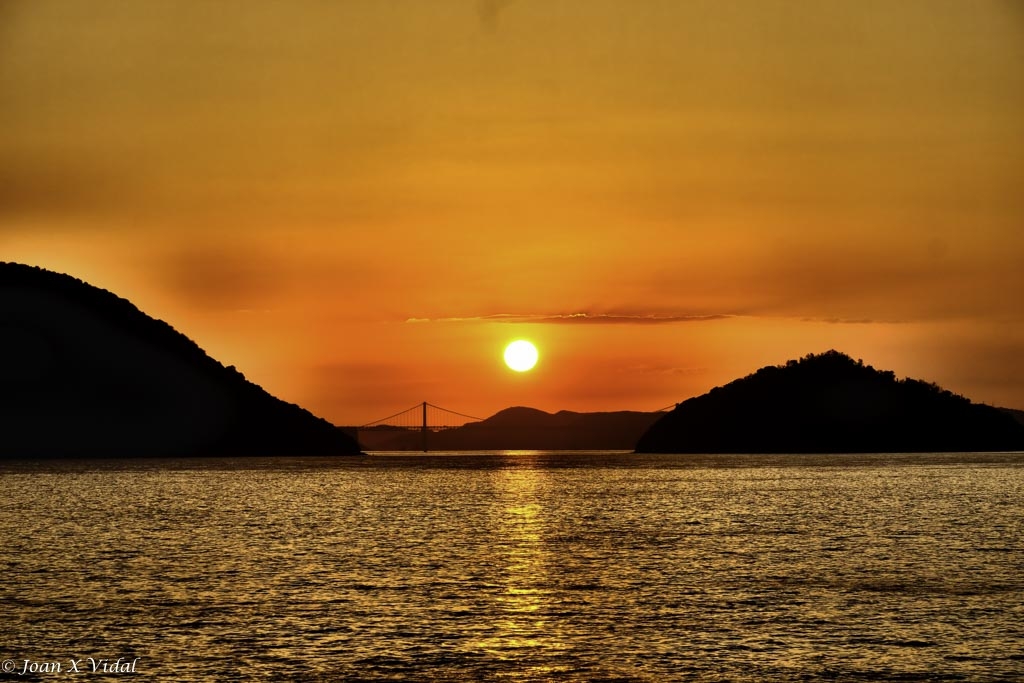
xmin=636 ymin=350 xmax=1024 ymax=454
xmin=0 ymin=262 xmax=361 ymax=457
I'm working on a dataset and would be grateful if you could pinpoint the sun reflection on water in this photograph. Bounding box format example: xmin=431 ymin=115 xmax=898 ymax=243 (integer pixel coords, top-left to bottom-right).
xmin=469 ymin=464 xmax=571 ymax=667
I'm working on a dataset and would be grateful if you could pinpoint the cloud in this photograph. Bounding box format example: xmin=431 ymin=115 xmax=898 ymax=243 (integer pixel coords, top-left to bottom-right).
xmin=156 ymin=244 xmax=288 ymax=311
xmin=801 ymin=317 xmax=905 ymax=325
xmin=617 ymin=364 xmax=709 ymax=377
xmin=478 ymin=0 xmax=516 ymax=32
xmin=406 ymin=312 xmax=735 ymax=324
xmin=639 ymin=236 xmax=1024 ymax=325
xmin=0 ymin=163 xmax=120 ymax=223
xmin=405 ymin=309 xmax=918 ymax=327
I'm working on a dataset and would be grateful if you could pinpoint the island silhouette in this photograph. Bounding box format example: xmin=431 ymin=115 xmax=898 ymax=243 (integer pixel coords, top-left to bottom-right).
xmin=636 ymin=350 xmax=1024 ymax=453
xmin=0 ymin=262 xmax=361 ymax=457
xmin=356 ymin=406 xmax=662 ymax=451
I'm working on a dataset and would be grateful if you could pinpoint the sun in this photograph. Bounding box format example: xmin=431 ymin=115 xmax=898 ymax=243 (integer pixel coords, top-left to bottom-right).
xmin=503 ymin=340 xmax=539 ymax=372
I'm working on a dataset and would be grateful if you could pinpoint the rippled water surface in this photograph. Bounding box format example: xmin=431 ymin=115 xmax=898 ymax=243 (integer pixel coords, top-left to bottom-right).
xmin=2 ymin=452 xmax=1023 ymax=681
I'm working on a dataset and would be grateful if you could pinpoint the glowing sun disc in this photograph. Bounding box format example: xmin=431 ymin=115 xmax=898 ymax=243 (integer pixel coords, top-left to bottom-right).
xmin=504 ymin=340 xmax=539 ymax=372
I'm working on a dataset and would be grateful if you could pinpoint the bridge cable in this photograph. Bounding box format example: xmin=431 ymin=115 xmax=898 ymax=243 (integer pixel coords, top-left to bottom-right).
xmin=424 ymin=402 xmax=485 ymax=422
xmin=359 ymin=403 xmax=423 ymax=428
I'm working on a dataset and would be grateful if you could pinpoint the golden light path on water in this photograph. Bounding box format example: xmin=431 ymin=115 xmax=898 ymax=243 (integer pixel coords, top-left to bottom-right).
xmin=1 ymin=451 xmax=1023 ymax=681
xmin=476 ymin=464 xmax=568 ymax=676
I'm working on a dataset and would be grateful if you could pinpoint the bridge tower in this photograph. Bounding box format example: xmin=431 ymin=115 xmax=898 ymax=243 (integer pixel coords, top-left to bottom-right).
xmin=422 ymin=401 xmax=428 ymax=452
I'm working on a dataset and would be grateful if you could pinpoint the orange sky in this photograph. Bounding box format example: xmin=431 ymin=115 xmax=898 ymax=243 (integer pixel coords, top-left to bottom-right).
xmin=2 ymin=1 xmax=1023 ymax=424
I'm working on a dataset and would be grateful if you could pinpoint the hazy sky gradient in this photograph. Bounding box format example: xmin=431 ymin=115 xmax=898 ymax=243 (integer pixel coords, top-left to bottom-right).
xmin=3 ymin=1 xmax=1022 ymax=422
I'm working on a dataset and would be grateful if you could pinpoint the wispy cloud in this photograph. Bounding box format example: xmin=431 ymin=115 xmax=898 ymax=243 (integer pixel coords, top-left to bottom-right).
xmin=801 ymin=317 xmax=905 ymax=325
xmin=616 ymin=364 xmax=710 ymax=377
xmin=406 ymin=312 xmax=735 ymax=325
xmin=405 ymin=312 xmax=920 ymax=326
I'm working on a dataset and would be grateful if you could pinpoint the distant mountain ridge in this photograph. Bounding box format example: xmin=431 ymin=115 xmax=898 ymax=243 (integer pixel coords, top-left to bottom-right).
xmin=357 ymin=406 xmax=662 ymax=451
xmin=0 ymin=262 xmax=361 ymax=457
xmin=636 ymin=350 xmax=1024 ymax=453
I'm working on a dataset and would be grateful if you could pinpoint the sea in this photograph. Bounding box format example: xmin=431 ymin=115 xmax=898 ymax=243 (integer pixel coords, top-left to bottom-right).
xmin=1 ymin=451 xmax=1022 ymax=682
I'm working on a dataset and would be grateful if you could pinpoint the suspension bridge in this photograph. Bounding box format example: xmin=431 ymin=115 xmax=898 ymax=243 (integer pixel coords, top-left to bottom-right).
xmin=351 ymin=402 xmax=484 ymax=452
xmin=342 ymin=401 xmax=677 ymax=452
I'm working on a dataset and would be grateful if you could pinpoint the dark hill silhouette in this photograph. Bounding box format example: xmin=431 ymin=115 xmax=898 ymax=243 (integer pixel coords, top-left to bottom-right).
xmin=356 ymin=406 xmax=662 ymax=451
xmin=0 ymin=262 xmax=361 ymax=457
xmin=1004 ymin=408 xmax=1024 ymax=427
xmin=636 ymin=350 xmax=1024 ymax=454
